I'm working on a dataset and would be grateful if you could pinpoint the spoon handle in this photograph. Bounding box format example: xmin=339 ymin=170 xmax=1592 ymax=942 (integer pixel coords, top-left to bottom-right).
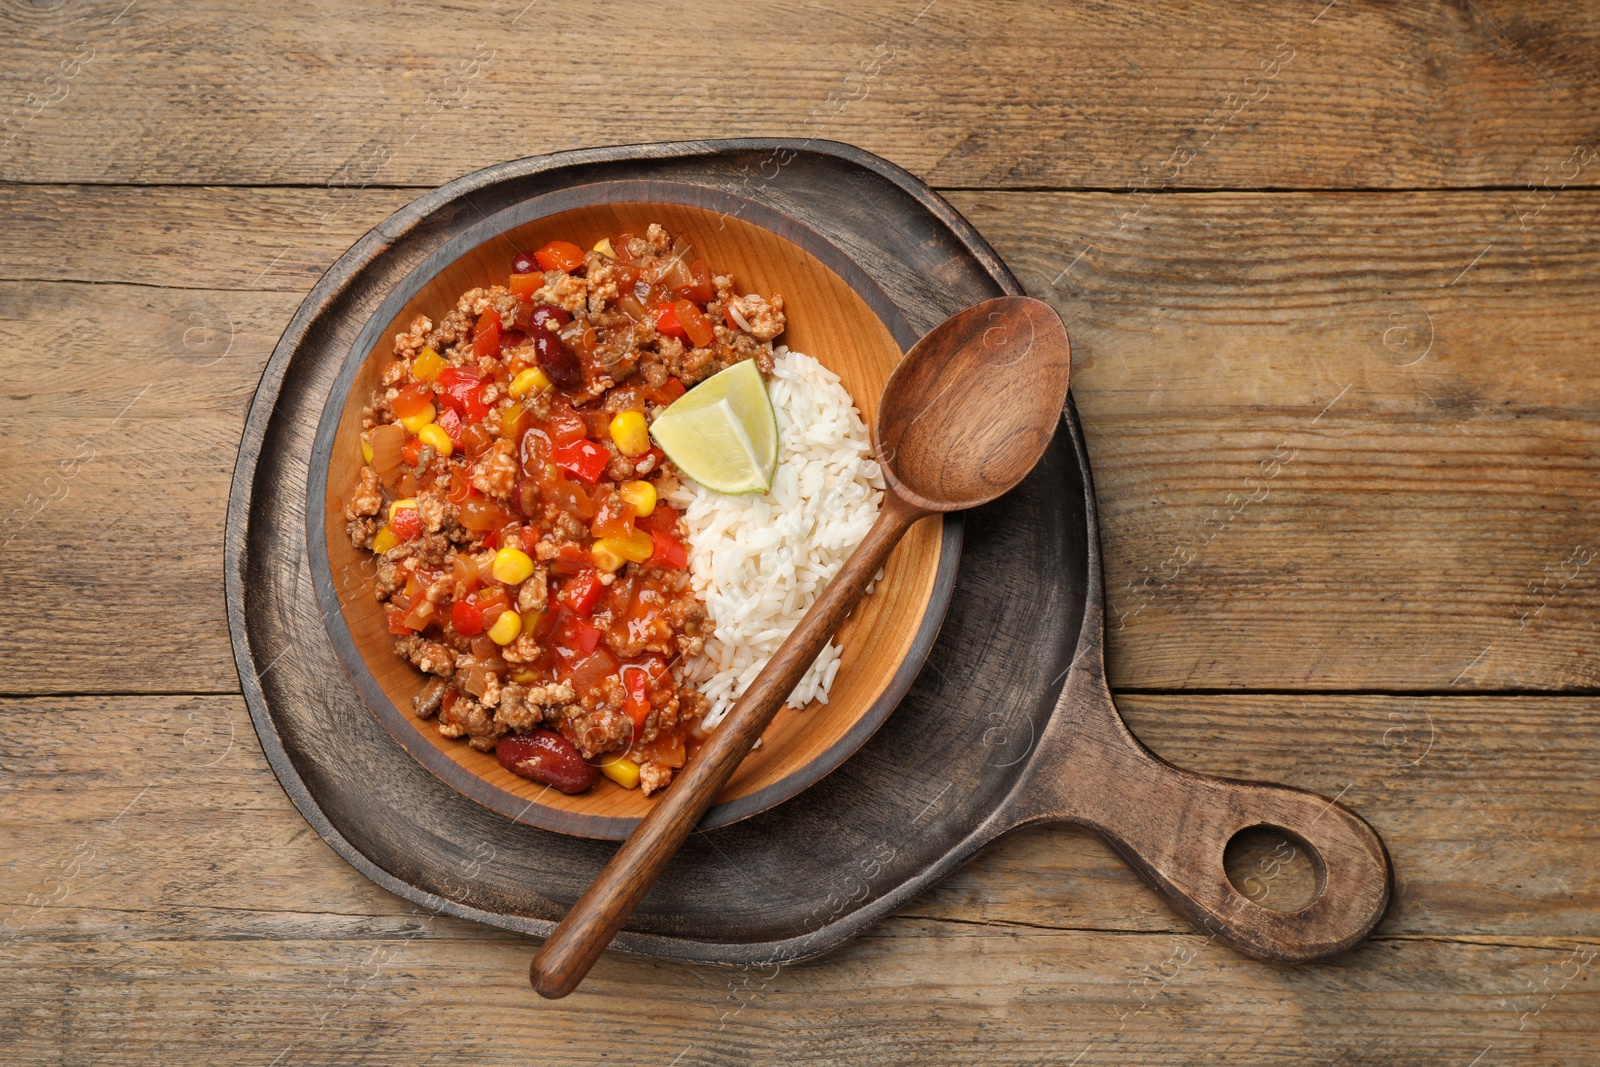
xmin=530 ymin=492 xmax=926 ymax=998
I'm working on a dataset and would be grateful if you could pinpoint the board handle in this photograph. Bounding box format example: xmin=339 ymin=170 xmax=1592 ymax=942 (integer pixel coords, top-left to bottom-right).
xmin=1027 ymin=670 xmax=1392 ymax=962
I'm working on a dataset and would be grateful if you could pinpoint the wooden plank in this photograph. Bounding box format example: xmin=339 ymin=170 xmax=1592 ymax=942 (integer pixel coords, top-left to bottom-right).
xmin=951 ymin=189 xmax=1600 ymax=690
xmin=1 ymin=1 xmax=1598 ymax=190
xmin=3 ymin=187 xmax=1598 ymax=691
xmin=4 ymin=696 xmax=1594 ymax=1061
xmin=2 ymin=926 xmax=1595 ymax=1064
xmin=2 ymin=695 xmax=1593 ymax=943
xmin=0 ymin=282 xmax=295 ymax=693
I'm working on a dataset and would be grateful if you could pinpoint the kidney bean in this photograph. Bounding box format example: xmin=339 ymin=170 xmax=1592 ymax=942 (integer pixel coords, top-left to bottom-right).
xmin=495 ymin=729 xmax=597 ymax=794
xmin=534 ymin=330 xmax=583 ymax=392
xmin=527 ymin=303 xmax=572 ymax=332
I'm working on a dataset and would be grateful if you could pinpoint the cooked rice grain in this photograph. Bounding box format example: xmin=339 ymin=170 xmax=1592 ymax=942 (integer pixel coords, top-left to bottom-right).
xmin=668 ymin=348 xmax=883 ymax=727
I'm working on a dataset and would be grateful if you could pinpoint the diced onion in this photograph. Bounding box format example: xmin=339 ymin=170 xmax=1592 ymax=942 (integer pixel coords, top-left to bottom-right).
xmin=370 ymin=423 xmax=407 ymax=478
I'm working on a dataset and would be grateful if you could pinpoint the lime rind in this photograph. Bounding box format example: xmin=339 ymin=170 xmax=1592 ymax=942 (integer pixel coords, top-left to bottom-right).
xmin=649 ymin=359 xmax=778 ymax=495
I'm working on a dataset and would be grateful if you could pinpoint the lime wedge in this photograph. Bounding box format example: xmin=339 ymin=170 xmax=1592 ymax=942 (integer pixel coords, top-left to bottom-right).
xmin=649 ymin=359 xmax=777 ymax=494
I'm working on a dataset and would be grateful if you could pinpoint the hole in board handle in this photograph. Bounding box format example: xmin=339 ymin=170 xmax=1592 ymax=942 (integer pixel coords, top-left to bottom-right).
xmin=1223 ymin=824 xmax=1326 ymax=912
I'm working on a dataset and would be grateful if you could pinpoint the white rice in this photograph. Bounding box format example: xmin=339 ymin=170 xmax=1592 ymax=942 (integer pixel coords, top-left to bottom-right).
xmin=668 ymin=347 xmax=884 ymax=728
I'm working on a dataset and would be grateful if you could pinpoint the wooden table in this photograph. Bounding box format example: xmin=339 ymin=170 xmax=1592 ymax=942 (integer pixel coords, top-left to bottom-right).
xmin=3 ymin=2 xmax=1596 ymax=1062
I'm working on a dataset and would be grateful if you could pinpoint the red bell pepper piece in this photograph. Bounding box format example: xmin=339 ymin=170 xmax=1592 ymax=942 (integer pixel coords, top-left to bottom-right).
xmin=637 ymin=502 xmax=679 ymax=534
xmin=391 ymin=506 xmax=424 ymax=542
xmin=509 ymin=272 xmax=541 ymax=300
xmin=556 ymin=611 xmax=602 ymax=654
xmin=436 ymin=367 xmax=491 ymax=423
xmin=652 ymin=377 xmax=687 ymax=405
xmin=677 ymin=259 xmax=715 ymax=303
xmin=551 ymin=544 xmax=591 ymax=575
xmin=621 ymin=664 xmax=651 ymax=731
xmin=547 ymin=408 xmax=588 ymax=446
xmin=450 ymin=600 xmax=485 ymax=637
xmin=472 ymin=309 xmax=501 ymax=359
xmin=560 ymin=569 xmax=605 ymax=616
xmin=534 ymin=241 xmax=585 ymax=272
xmin=674 ymin=300 xmax=716 ymax=348
xmin=435 ymin=406 xmax=463 ymax=448
xmin=551 ymin=439 xmax=609 ymax=484
xmin=655 ymin=301 xmax=688 ymax=340
xmin=649 ymin=528 xmax=688 ymax=569
xmin=391 ymin=382 xmax=433 ymax=421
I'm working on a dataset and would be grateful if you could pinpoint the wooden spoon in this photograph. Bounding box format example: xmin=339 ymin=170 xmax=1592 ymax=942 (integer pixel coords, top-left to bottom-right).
xmin=529 ymin=296 xmax=1073 ymax=998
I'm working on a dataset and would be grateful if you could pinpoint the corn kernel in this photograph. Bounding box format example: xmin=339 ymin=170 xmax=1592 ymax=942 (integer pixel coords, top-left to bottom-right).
xmin=370 ymin=524 xmax=399 ymax=554
xmin=491 ymin=546 xmax=535 ymax=585
xmin=398 ymin=403 xmax=436 ymax=434
xmin=361 ymin=438 xmax=374 ymax=464
xmin=591 ymin=539 xmax=627 ymax=573
xmin=388 ymin=498 xmax=418 ymax=521
xmin=412 ymin=346 xmax=446 ymax=382
xmin=509 ymin=367 xmax=551 ymax=399
xmin=487 ymin=609 xmax=521 ymax=646
xmin=599 ymin=754 xmax=641 ymax=789
xmin=610 ymin=410 xmax=650 ymax=457
xmin=509 ymin=668 xmax=539 ymax=685
xmin=617 ymin=479 xmax=656 ymax=517
xmin=592 ymin=238 xmax=616 ymax=259
xmin=416 ymin=423 xmax=453 ymax=457
xmin=521 ymin=608 xmax=543 ymax=636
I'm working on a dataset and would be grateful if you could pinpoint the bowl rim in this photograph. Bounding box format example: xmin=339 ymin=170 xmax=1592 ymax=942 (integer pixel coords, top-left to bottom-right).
xmin=305 ymin=178 xmax=964 ymax=838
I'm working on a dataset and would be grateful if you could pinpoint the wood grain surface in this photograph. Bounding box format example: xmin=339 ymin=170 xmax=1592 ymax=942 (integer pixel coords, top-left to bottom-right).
xmin=3 ymin=0 xmax=1597 ymax=1063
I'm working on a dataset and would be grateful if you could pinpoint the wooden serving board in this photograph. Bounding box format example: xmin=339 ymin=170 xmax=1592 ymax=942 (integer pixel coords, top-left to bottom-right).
xmin=228 ymin=139 xmax=1388 ymax=967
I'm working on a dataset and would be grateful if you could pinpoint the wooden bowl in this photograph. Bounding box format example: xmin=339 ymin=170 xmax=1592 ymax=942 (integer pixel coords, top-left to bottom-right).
xmin=308 ymin=184 xmax=954 ymax=839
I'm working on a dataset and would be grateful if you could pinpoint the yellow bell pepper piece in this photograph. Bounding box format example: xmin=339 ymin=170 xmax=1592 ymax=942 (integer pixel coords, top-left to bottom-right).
xmin=412 ymin=346 xmax=446 ymax=382
xmin=370 ymin=524 xmax=399 ymax=554
xmin=592 ymin=530 xmax=654 ymax=572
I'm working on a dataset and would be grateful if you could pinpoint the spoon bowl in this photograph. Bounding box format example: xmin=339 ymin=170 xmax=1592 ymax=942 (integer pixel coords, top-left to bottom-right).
xmin=876 ymin=297 xmax=1073 ymax=511
xmin=530 ymin=295 xmax=1072 ymax=999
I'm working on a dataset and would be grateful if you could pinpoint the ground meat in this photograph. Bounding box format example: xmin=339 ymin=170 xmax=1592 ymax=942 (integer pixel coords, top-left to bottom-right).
xmin=345 ymin=465 xmax=383 ymax=520
xmin=392 ymin=313 xmax=432 ymax=360
xmin=639 ymin=762 xmax=672 ymax=796
xmin=536 ymin=271 xmax=588 ymax=316
xmin=561 ymin=702 xmax=632 ymax=760
xmin=415 ymin=490 xmax=448 ymax=534
xmin=394 ymin=635 xmax=455 ymax=677
xmin=470 ymin=440 xmax=517 ymax=498
xmin=346 ymin=516 xmax=378 ymax=549
xmin=389 ymin=532 xmax=453 ymax=568
xmin=438 ymin=695 xmax=504 ymax=751
xmin=494 ymin=680 xmax=575 ymax=732
xmin=727 ymin=292 xmax=786 ymax=341
xmin=515 ymin=568 xmax=548 ymax=613
xmin=499 ymin=633 xmax=542 ymax=664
